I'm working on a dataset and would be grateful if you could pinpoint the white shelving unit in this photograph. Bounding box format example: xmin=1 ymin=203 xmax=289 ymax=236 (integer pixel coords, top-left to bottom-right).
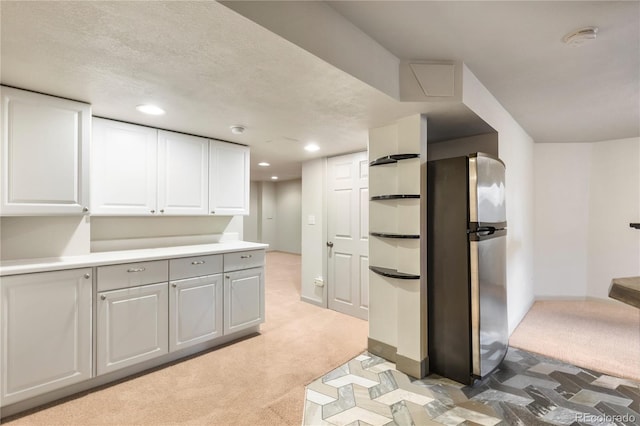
xmin=367 ymin=114 xmax=427 ymax=378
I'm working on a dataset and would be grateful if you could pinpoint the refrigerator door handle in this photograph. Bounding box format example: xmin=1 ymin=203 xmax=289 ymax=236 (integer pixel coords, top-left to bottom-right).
xmin=476 ymin=226 xmax=496 ymax=235
xmin=468 ymin=228 xmax=507 ymax=241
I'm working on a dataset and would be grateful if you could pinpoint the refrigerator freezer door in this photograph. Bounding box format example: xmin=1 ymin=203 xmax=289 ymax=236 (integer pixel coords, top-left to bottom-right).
xmin=469 ymin=154 xmax=506 ymax=225
xmin=470 ymin=234 xmax=508 ymax=378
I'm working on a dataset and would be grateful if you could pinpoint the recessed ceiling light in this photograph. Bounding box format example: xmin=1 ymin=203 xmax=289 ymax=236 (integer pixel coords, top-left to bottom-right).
xmin=304 ymin=143 xmax=320 ymax=152
xmin=271 ymin=176 xmax=279 ymax=180
xmin=563 ymin=26 xmax=598 ymax=47
xmin=230 ymin=125 xmax=245 ymax=134
xmin=258 ymin=162 xmax=270 ymax=167
xmin=136 ymin=104 xmax=165 ymax=115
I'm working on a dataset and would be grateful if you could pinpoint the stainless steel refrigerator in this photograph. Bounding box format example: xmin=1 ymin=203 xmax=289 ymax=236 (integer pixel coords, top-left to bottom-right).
xmin=426 ymin=152 xmax=508 ymax=385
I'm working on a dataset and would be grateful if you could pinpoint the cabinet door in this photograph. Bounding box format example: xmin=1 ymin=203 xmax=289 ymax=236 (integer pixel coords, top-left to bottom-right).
xmin=97 ymin=282 xmax=168 ymax=375
xmin=223 ymin=267 xmax=264 ymax=335
xmin=209 ymin=141 xmax=250 ymax=215
xmin=1 ymin=268 xmax=92 ymax=405
xmin=169 ymin=274 xmax=222 ymax=352
xmin=157 ymin=131 xmax=209 ymax=215
xmin=91 ymin=118 xmax=158 ymax=215
xmin=1 ymin=87 xmax=90 ymax=215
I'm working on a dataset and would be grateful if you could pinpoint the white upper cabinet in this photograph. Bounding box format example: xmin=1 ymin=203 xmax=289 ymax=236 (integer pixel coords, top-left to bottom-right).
xmin=91 ymin=118 xmax=158 ymax=215
xmin=91 ymin=118 xmax=249 ymax=216
xmin=209 ymin=141 xmax=250 ymax=216
xmin=157 ymin=130 xmax=209 ymax=215
xmin=0 ymin=86 xmax=90 ymax=215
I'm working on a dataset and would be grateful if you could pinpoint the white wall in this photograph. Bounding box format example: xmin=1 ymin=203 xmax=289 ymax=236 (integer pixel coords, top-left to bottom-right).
xmin=1 ymin=214 xmax=243 ymax=260
xmin=276 ymin=179 xmax=302 ymax=254
xmin=301 ymin=158 xmax=326 ymax=306
xmin=243 ymin=181 xmax=260 ymax=243
xmin=534 ymin=143 xmax=592 ymax=298
xmin=1 ymin=217 xmax=90 ymax=260
xmin=534 ymin=138 xmax=640 ymax=299
xmin=246 ymin=180 xmax=302 ymax=253
xmin=260 ymin=181 xmax=277 ymax=250
xmin=587 ymin=138 xmax=640 ymax=297
xmin=462 ymin=65 xmax=536 ymax=334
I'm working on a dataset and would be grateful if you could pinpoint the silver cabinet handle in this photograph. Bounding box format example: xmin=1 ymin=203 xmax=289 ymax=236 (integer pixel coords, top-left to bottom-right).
xmin=82 ymin=206 xmax=89 ymax=213
xmin=127 ymin=267 xmax=146 ymax=273
xmin=100 ymin=295 xmax=106 ymax=300
xmin=150 ymin=210 xmax=156 ymax=214
xmin=84 ymin=273 xmax=91 ymax=279
xmin=172 ymin=283 xmax=177 ymax=288
xmin=160 ymin=209 xmax=165 ymax=213
xmin=191 ymin=260 xmax=205 ymax=265
xmin=327 ymin=241 xmax=334 ymax=248
xmin=240 ymin=255 xmax=252 ymax=259
xmin=226 ymin=275 xmax=230 ymax=279
xmin=211 ymin=210 xmax=215 ymax=214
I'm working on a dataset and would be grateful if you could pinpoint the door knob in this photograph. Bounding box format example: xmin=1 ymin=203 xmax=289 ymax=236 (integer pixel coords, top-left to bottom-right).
xmin=326 ymin=241 xmax=334 ymax=248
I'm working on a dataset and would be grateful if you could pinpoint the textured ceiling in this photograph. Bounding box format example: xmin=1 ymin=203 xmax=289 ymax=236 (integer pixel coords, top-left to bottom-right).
xmin=1 ymin=1 xmax=489 ymax=181
xmin=1 ymin=1 xmax=636 ymax=182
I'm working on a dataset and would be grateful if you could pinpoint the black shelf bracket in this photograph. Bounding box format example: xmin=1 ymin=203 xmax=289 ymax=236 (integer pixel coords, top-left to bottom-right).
xmin=370 ymin=232 xmax=420 ymax=239
xmin=370 ymin=194 xmax=420 ymax=201
xmin=369 ymin=153 xmax=420 ymax=167
xmin=369 ymin=266 xmax=420 ymax=280
xmin=631 ymin=223 xmax=640 ymax=230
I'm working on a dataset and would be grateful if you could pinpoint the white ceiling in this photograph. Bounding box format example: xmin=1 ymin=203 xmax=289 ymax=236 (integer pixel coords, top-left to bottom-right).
xmin=325 ymin=0 xmax=639 ymax=144
xmin=1 ymin=1 xmax=638 ymax=181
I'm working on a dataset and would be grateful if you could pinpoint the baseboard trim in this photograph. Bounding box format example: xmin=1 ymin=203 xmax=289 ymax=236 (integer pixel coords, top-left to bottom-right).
xmin=396 ymin=354 xmax=428 ymax=379
xmin=534 ymin=296 xmax=616 ymax=303
xmin=301 ymin=295 xmax=324 ymax=307
xmin=367 ymin=338 xmax=397 ymax=362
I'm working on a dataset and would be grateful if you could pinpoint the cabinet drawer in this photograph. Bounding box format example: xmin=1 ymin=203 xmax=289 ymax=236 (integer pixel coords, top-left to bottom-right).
xmin=223 ymin=250 xmax=265 ymax=272
xmin=97 ymin=260 xmax=168 ymax=291
xmin=169 ymin=254 xmax=223 ymax=281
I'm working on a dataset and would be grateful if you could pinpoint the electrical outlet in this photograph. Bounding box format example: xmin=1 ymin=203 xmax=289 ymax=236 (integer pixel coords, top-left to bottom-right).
xmin=314 ymin=277 xmax=324 ymax=287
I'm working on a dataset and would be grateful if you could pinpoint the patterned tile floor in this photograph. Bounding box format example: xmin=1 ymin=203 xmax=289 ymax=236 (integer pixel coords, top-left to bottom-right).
xmin=303 ymin=348 xmax=640 ymax=426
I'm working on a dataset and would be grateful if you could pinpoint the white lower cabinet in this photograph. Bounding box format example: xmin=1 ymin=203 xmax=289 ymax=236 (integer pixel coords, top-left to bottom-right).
xmin=1 ymin=268 xmax=92 ymax=406
xmin=0 ymin=248 xmax=266 ymax=413
xmin=97 ymin=282 xmax=168 ymax=375
xmin=169 ymin=274 xmax=223 ymax=352
xmin=223 ymin=267 xmax=265 ymax=335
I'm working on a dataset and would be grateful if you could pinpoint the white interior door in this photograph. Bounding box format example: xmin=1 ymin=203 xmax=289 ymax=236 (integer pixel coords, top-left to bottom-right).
xmin=327 ymin=152 xmax=369 ymax=320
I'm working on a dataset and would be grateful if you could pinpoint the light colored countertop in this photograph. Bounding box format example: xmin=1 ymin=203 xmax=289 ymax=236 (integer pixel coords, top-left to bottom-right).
xmin=0 ymin=241 xmax=268 ymax=276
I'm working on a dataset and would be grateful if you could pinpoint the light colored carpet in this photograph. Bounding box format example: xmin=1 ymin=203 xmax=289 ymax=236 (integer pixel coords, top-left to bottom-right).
xmin=8 ymin=256 xmax=639 ymax=424
xmin=509 ymin=299 xmax=640 ymax=382
xmin=5 ymin=251 xmax=368 ymax=425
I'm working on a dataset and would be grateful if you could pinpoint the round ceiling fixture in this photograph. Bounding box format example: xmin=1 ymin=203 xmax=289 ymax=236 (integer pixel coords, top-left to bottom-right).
xmin=230 ymin=125 xmax=245 ymax=135
xmin=136 ymin=104 xmax=165 ymax=115
xmin=563 ymin=26 xmax=598 ymax=47
xmin=304 ymin=143 xmax=320 ymax=152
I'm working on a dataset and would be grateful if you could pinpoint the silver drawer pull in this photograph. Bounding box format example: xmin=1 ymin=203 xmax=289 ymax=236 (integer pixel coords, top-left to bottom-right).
xmin=100 ymin=295 xmax=106 ymax=300
xmin=240 ymin=255 xmax=252 ymax=259
xmin=191 ymin=260 xmax=205 ymax=265
xmin=127 ymin=267 xmax=146 ymax=273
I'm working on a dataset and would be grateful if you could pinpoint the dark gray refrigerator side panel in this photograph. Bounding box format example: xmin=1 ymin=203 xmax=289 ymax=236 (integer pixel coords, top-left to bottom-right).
xmin=427 ymin=156 xmax=473 ymax=385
